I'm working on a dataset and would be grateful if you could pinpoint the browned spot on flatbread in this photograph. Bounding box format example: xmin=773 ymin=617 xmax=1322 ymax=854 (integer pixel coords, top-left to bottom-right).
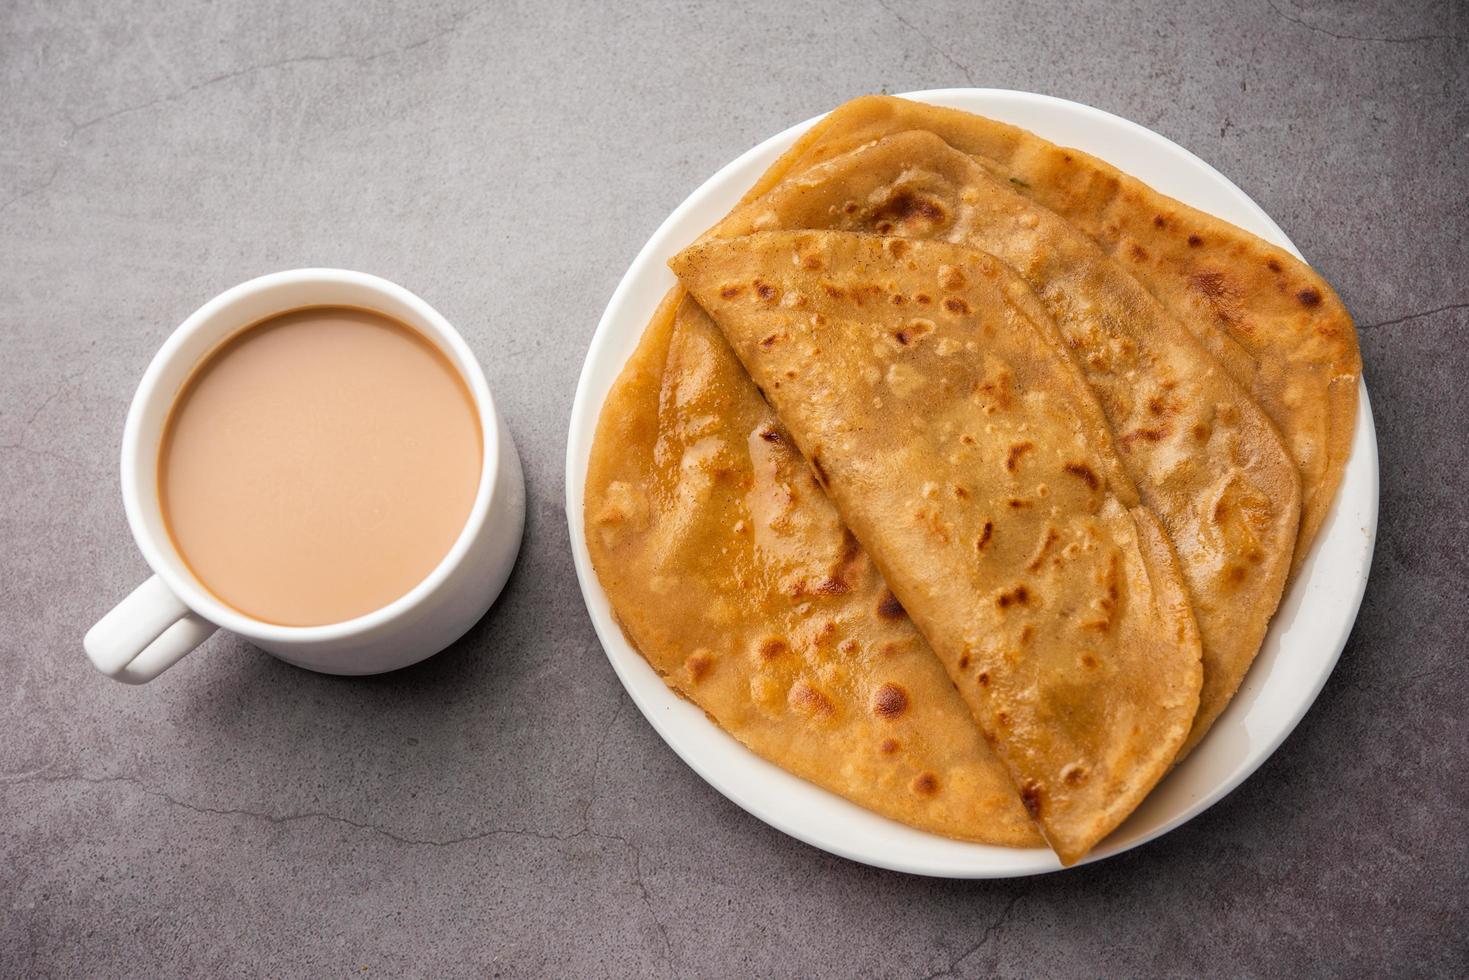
xmin=911 ymin=772 xmax=940 ymax=796
xmin=975 ymin=519 xmax=994 ymax=551
xmin=871 ymin=682 xmax=909 ymax=719
xmin=1026 ymin=527 xmax=1059 ymax=571
xmin=943 ymin=296 xmax=970 ymax=315
xmin=758 ymin=637 xmax=789 ymax=661
xmin=996 ymin=584 xmax=1030 ymax=609
xmin=788 ymin=680 xmax=834 ymax=717
xmin=1005 ymin=441 xmax=1034 ymax=472
xmin=1297 ymin=287 xmax=1322 ymax=308
xmin=876 ymin=591 xmax=906 ymax=620
xmin=1121 ymin=426 xmax=1170 ymax=446
xmin=685 ymin=650 xmax=713 ymax=683
xmin=879 ymin=738 xmax=900 ymax=755
xmin=1191 ymin=270 xmax=1229 ymax=299
xmin=977 ymin=365 xmax=1014 ymax=410
xmin=812 ymin=577 xmax=850 ymax=596
xmin=1020 ymin=782 xmax=1043 ymax=818
xmin=871 ymin=188 xmax=949 ymax=227
xmin=1080 ymin=552 xmax=1121 ymax=633
xmin=898 ymin=319 xmax=934 ymax=345
xmin=1187 ymin=234 xmax=1203 ymax=248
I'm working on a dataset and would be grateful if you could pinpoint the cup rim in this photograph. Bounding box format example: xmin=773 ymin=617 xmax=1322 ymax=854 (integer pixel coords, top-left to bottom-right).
xmin=121 ymin=268 xmax=502 ymax=643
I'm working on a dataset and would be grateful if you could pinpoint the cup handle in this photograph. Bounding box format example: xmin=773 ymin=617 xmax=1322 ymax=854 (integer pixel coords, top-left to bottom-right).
xmin=84 ymin=575 xmax=218 ymax=684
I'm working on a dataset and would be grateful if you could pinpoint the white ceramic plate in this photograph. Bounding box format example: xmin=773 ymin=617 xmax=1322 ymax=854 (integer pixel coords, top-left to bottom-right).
xmin=565 ymin=89 xmax=1378 ymax=878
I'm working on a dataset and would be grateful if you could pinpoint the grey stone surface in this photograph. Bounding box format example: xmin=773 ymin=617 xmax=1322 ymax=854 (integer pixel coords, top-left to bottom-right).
xmin=1 ymin=0 xmax=1465 ymax=975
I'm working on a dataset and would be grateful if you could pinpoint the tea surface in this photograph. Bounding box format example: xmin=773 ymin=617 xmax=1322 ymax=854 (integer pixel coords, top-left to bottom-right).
xmin=160 ymin=306 xmax=482 ymax=626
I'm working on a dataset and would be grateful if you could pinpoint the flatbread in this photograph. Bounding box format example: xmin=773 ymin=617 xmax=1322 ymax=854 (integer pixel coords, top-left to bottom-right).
xmin=585 ymin=288 xmax=1041 ymax=846
xmin=712 ymin=130 xmax=1300 ymax=756
xmin=739 ymin=96 xmax=1359 ymax=570
xmin=673 ymin=231 xmax=1203 ymax=864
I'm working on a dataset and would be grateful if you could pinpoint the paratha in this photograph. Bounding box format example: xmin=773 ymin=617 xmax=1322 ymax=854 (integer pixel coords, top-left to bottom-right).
xmin=712 ymin=130 xmax=1300 ymax=756
xmin=585 ymin=288 xmax=1040 ymax=846
xmin=739 ymin=95 xmax=1359 ymax=570
xmin=673 ymin=231 xmax=1203 ymax=864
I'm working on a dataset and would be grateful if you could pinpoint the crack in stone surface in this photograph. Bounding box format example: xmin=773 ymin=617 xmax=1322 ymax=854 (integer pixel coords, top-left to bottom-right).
xmin=4 ymin=766 xmax=677 ymax=976
xmin=588 ymin=827 xmax=674 ymax=974
xmin=0 ymin=160 xmax=65 ymax=215
xmin=1358 ymin=302 xmax=1469 ymax=332
xmin=919 ymin=892 xmax=1024 ymax=979
xmin=581 ymin=693 xmax=627 ymax=829
xmin=2 ymin=771 xmax=581 ymax=846
xmin=873 ymin=0 xmax=977 ymax=85
xmin=3 ymin=2 xmax=493 ymax=217
xmin=574 ymin=694 xmax=674 ymax=973
xmin=22 ymin=370 xmax=84 ymax=428
xmin=1264 ymin=0 xmax=1466 ymax=44
xmin=0 ymin=442 xmax=86 ymax=469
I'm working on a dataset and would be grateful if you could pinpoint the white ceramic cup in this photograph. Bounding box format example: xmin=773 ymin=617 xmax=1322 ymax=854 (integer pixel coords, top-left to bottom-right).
xmin=84 ymin=269 xmax=526 ymax=684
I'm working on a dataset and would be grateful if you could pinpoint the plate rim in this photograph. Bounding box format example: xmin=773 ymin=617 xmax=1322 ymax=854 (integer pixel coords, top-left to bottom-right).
xmin=565 ymin=87 xmax=1379 ymax=878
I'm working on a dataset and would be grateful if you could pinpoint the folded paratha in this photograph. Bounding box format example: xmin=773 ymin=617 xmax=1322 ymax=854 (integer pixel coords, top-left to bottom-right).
xmin=712 ymin=131 xmax=1300 ymax=756
xmin=585 ymin=288 xmax=1041 ymax=846
xmin=739 ymin=96 xmax=1360 ymax=571
xmin=673 ymin=231 xmax=1203 ymax=864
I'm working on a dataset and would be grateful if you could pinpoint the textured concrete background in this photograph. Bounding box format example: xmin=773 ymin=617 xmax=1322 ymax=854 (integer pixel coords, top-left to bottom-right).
xmin=2 ymin=0 xmax=1465 ymax=976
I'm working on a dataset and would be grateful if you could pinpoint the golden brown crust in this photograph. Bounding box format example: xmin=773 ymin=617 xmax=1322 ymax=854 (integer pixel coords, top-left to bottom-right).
xmin=711 ymin=130 xmax=1301 ymax=756
xmin=673 ymin=231 xmax=1203 ymax=864
xmin=741 ymin=95 xmax=1359 ymax=570
xmin=584 ymin=287 xmax=1041 ymax=846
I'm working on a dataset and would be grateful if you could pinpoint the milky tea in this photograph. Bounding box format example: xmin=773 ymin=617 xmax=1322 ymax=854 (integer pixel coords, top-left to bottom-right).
xmin=158 ymin=307 xmax=482 ymax=626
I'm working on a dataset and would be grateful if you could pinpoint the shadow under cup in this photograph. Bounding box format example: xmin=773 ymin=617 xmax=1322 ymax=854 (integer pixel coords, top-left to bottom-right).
xmin=88 ymin=269 xmax=525 ymax=684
